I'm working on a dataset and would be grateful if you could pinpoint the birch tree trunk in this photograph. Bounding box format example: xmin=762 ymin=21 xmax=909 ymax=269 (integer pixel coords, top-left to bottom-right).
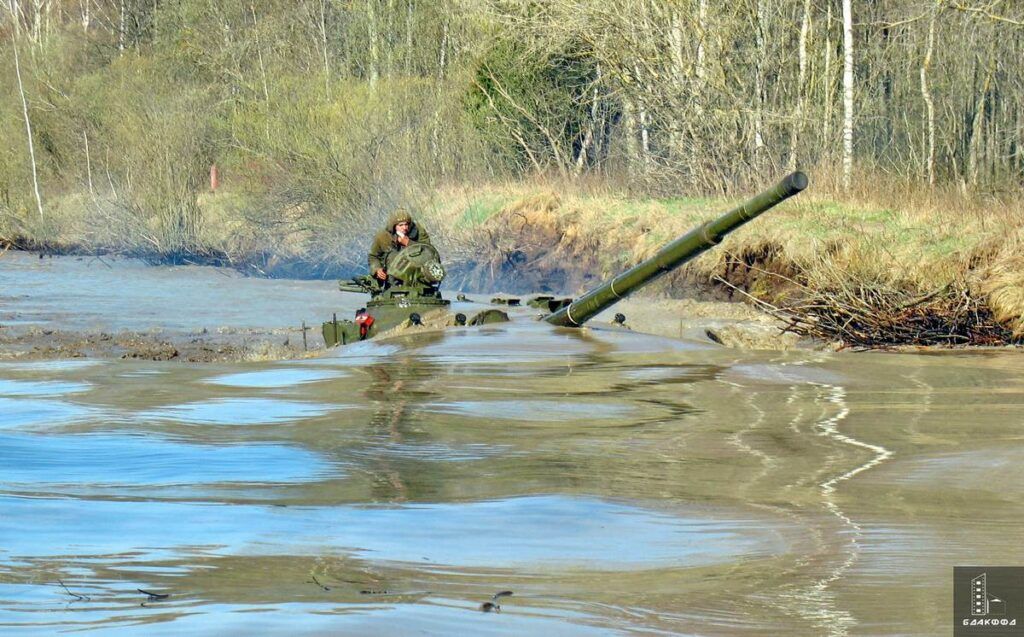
xmin=12 ymin=37 xmax=44 ymax=220
xmin=405 ymin=0 xmax=413 ymax=74
xmin=789 ymin=0 xmax=811 ymax=172
xmin=696 ymin=0 xmax=707 ymax=82
xmin=575 ymin=64 xmax=601 ymax=176
xmin=694 ymin=0 xmax=708 ymax=172
xmin=438 ymin=17 xmax=447 ymax=79
xmin=8 ymin=0 xmax=22 ymax=38
xmin=823 ymin=3 xmax=833 ymax=147
xmin=634 ymin=62 xmax=651 ymax=170
xmin=31 ymin=0 xmax=41 ymax=44
xmin=368 ymin=0 xmax=379 ymax=86
xmin=250 ymin=4 xmax=270 ymax=102
xmin=385 ymin=0 xmax=395 ymax=77
xmin=669 ymin=10 xmax=684 ymax=87
xmin=319 ymin=0 xmax=331 ymax=98
xmin=842 ymin=0 xmax=854 ymax=190
xmin=639 ymin=99 xmax=651 ymax=168
xmin=920 ymin=2 xmax=937 ymax=184
xmin=967 ymin=65 xmax=991 ymax=187
xmin=668 ymin=9 xmax=685 ymax=156
xmin=753 ymin=0 xmax=766 ymax=169
xmin=622 ymin=96 xmax=641 ymax=179
xmin=84 ymin=131 xmax=94 ymax=196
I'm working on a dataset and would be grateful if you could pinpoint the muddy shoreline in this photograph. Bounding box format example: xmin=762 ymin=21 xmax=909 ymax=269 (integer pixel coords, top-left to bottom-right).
xmin=0 ymin=325 xmax=322 ymax=363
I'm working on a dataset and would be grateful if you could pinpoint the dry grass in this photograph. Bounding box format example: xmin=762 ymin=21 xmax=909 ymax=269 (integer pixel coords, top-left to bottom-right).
xmin=978 ymin=228 xmax=1024 ymax=337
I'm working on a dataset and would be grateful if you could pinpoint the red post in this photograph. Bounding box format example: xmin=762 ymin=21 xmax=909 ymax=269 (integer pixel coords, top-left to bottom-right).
xmin=210 ymin=164 xmax=219 ymax=191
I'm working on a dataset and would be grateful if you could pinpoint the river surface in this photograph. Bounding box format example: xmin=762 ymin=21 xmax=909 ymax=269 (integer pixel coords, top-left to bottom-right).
xmin=1 ymin=253 xmax=1023 ymax=635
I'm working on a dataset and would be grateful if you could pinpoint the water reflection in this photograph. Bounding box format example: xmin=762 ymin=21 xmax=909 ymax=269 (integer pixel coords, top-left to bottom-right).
xmin=0 ymin=379 xmax=92 ymax=396
xmin=421 ymin=400 xmax=634 ymax=422
xmin=358 ymin=347 xmax=446 ymax=502
xmin=0 ymin=433 xmax=333 ymax=492
xmin=0 ymin=495 xmax=787 ymax=569
xmin=204 ymin=368 xmax=344 ymax=388
xmin=0 ymin=397 xmax=100 ymax=430
xmin=142 ymin=398 xmax=343 ymax=426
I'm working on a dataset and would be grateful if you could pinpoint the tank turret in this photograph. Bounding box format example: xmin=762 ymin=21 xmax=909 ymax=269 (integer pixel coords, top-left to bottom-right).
xmin=323 ymin=242 xmax=450 ymax=346
xmin=543 ymin=172 xmax=808 ymax=327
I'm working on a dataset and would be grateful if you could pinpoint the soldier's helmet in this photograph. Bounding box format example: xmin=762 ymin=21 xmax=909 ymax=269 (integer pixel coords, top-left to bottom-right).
xmin=387 ymin=208 xmax=413 ymax=230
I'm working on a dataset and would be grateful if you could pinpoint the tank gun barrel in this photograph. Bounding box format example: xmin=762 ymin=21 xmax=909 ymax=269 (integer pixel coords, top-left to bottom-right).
xmin=544 ymin=171 xmax=808 ymax=327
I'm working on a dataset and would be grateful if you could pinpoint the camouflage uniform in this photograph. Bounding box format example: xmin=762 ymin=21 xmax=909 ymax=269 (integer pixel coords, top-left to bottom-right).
xmin=368 ymin=209 xmax=433 ymax=276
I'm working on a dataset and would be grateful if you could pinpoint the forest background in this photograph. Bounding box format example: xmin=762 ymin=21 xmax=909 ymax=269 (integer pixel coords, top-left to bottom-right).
xmin=2 ymin=0 xmax=1023 ymax=343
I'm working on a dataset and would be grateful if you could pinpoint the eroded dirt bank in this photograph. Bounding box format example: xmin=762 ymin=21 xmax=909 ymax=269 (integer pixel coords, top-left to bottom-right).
xmin=0 ymin=325 xmax=321 ymax=363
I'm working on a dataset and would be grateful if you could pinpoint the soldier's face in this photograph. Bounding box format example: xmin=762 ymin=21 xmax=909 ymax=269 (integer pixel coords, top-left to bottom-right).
xmin=395 ymin=221 xmax=410 ymax=234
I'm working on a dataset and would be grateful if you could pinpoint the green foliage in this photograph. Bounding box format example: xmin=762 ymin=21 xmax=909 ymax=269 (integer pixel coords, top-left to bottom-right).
xmin=466 ymin=38 xmax=602 ymax=175
xmin=457 ymin=194 xmax=513 ymax=227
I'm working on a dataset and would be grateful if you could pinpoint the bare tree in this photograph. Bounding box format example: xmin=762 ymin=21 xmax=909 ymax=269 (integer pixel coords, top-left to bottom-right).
xmin=920 ymin=1 xmax=938 ymax=184
xmin=789 ymin=0 xmax=812 ymax=172
xmin=10 ymin=28 xmax=44 ymax=219
xmin=842 ymin=0 xmax=854 ymax=190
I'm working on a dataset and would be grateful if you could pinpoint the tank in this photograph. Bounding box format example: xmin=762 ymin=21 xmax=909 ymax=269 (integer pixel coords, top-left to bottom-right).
xmin=323 ymin=171 xmax=808 ymax=346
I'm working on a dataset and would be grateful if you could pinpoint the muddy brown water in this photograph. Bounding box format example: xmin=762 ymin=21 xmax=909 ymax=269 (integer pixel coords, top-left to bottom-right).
xmin=1 ymin=252 xmax=1023 ymax=635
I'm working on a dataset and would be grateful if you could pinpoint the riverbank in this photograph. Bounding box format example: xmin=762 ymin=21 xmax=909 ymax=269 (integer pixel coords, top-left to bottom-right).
xmin=0 ymin=325 xmax=317 ymax=363
xmin=3 ymin=175 xmax=1023 ymax=348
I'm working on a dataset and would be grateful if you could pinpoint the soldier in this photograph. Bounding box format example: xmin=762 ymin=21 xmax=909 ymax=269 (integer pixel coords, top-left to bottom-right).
xmin=368 ymin=209 xmax=433 ymax=283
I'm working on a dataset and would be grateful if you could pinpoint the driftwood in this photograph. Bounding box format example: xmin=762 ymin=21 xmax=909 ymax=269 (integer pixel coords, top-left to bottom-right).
xmin=714 ymin=272 xmax=1017 ymax=348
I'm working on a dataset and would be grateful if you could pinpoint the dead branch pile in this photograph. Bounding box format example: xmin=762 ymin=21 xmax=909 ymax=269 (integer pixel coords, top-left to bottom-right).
xmin=716 ymin=272 xmax=1018 ymax=348
xmin=777 ymin=283 xmax=1018 ymax=347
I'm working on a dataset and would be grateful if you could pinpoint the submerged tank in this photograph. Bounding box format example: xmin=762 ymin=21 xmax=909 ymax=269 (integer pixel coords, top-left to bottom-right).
xmin=322 ymin=171 xmax=808 ymax=347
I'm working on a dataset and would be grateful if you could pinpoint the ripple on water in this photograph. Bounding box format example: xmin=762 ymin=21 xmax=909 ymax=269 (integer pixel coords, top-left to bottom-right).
xmin=316 ymin=341 xmax=403 ymax=365
xmin=726 ymin=362 xmax=846 ymax=386
xmin=623 ymin=365 xmax=717 ymax=382
xmin=203 ymin=368 xmax=345 ymax=388
xmin=0 ymin=495 xmax=789 ymax=570
xmin=864 ymin=446 xmax=1024 ymax=495
xmin=117 ymin=369 xmax=167 ymax=378
xmin=0 ymin=398 xmax=98 ymax=430
xmin=415 ymin=326 xmax=594 ymax=365
xmin=0 ymin=379 xmax=92 ymax=397
xmin=347 ymin=440 xmax=512 ymax=463
xmin=0 ymin=593 xmax=620 ymax=637
xmin=141 ymin=398 xmax=344 ymax=426
xmin=422 ymin=400 xmax=634 ymax=423
xmin=0 ymin=433 xmax=336 ymax=489
xmin=581 ymin=327 xmax=716 ymax=353
xmin=0 ymin=360 xmax=103 ymax=373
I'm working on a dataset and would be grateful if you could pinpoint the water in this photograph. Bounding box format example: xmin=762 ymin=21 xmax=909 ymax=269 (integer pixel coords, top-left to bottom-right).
xmin=0 ymin=252 xmax=345 ymax=331
xmin=2 ymin=254 xmax=1024 ymax=635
